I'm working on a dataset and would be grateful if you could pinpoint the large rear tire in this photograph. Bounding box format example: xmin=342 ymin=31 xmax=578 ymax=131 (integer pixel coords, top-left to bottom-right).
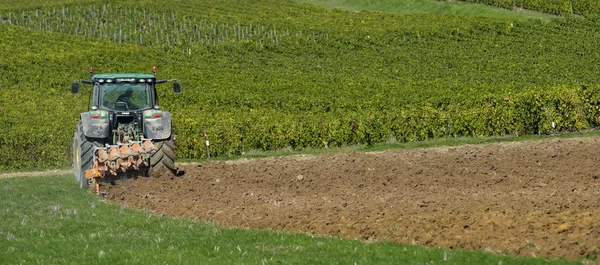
xmin=150 ymin=138 xmax=176 ymax=172
xmin=73 ymin=122 xmax=104 ymax=190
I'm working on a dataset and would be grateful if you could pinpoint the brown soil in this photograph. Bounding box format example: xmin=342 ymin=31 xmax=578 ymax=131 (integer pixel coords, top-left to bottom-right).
xmin=103 ymin=137 xmax=600 ymax=261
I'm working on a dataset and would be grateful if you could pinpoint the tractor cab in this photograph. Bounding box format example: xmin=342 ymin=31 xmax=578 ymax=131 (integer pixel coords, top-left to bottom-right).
xmin=71 ymin=69 xmax=181 ymax=113
xmin=93 ymin=75 xmax=154 ymax=111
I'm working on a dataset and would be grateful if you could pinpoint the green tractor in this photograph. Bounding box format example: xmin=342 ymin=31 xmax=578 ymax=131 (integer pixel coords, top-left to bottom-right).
xmin=71 ymin=67 xmax=182 ymax=193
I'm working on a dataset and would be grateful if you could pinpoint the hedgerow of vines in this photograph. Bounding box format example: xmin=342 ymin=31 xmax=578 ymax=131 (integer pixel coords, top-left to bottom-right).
xmin=1 ymin=0 xmax=600 ymax=169
xmin=445 ymin=0 xmax=600 ymax=17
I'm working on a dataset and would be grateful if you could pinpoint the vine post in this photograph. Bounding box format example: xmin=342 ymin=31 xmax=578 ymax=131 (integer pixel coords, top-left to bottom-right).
xmin=204 ymin=130 xmax=211 ymax=160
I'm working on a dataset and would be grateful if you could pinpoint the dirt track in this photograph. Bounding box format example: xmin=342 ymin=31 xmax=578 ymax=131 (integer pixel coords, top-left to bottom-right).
xmin=0 ymin=169 xmax=72 ymax=179
xmin=103 ymin=137 xmax=600 ymax=260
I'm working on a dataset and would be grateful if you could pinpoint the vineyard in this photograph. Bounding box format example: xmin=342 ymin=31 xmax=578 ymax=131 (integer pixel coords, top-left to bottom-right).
xmin=448 ymin=0 xmax=600 ymax=17
xmin=1 ymin=0 xmax=600 ymax=169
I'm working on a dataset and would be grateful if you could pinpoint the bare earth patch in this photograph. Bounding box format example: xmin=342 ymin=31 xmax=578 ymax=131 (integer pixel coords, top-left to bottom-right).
xmin=103 ymin=137 xmax=600 ymax=260
xmin=0 ymin=169 xmax=72 ymax=179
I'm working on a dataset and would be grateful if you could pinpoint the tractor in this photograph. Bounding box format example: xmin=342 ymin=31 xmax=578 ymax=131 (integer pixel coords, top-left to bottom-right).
xmin=71 ymin=67 xmax=182 ymax=193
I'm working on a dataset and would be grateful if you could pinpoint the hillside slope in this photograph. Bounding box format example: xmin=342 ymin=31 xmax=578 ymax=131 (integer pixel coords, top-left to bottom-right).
xmin=1 ymin=0 xmax=600 ymax=169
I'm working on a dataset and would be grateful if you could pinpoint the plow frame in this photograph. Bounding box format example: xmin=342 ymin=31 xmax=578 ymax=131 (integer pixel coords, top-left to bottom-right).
xmin=85 ymin=139 xmax=157 ymax=193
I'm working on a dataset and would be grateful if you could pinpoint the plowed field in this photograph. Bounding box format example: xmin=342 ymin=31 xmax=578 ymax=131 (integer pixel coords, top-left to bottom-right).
xmin=104 ymin=137 xmax=600 ymax=260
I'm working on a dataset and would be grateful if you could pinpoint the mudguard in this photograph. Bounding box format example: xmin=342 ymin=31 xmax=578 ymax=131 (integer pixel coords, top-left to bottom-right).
xmin=81 ymin=112 xmax=111 ymax=138
xmin=144 ymin=111 xmax=172 ymax=140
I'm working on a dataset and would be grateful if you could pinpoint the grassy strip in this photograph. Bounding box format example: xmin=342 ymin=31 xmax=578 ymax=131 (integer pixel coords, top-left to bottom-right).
xmin=360 ymin=129 xmax=600 ymax=152
xmin=297 ymin=0 xmax=557 ymax=20
xmin=179 ymin=130 xmax=600 ymax=163
xmin=0 ymin=174 xmax=584 ymax=264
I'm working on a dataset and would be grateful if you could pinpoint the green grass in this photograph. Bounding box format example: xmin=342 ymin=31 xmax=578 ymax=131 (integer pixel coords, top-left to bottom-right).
xmin=360 ymin=129 xmax=600 ymax=152
xmin=180 ymin=129 xmax=600 ymax=163
xmin=0 ymin=174 xmax=584 ymax=264
xmin=0 ymin=0 xmax=101 ymax=11
xmin=297 ymin=0 xmax=557 ymax=20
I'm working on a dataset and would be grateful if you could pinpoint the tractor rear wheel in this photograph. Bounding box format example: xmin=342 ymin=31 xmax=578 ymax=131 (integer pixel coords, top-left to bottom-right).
xmin=73 ymin=122 xmax=104 ymax=190
xmin=150 ymin=138 xmax=176 ymax=173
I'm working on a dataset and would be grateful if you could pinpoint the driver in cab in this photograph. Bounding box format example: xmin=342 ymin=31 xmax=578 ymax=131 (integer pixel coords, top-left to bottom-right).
xmin=116 ymin=87 xmax=138 ymax=110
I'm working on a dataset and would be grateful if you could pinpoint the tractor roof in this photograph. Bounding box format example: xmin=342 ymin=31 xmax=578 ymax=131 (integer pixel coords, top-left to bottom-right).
xmin=92 ymin=73 xmax=156 ymax=79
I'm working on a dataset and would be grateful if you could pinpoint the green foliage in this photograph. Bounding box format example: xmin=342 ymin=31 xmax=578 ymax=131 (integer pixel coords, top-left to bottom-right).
xmin=451 ymin=0 xmax=600 ymax=16
xmin=1 ymin=0 xmax=600 ymax=169
xmin=299 ymin=0 xmax=556 ymax=20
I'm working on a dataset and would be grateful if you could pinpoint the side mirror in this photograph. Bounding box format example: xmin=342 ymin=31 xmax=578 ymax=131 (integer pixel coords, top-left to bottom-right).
xmin=173 ymin=82 xmax=182 ymax=94
xmin=71 ymin=82 xmax=80 ymax=94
